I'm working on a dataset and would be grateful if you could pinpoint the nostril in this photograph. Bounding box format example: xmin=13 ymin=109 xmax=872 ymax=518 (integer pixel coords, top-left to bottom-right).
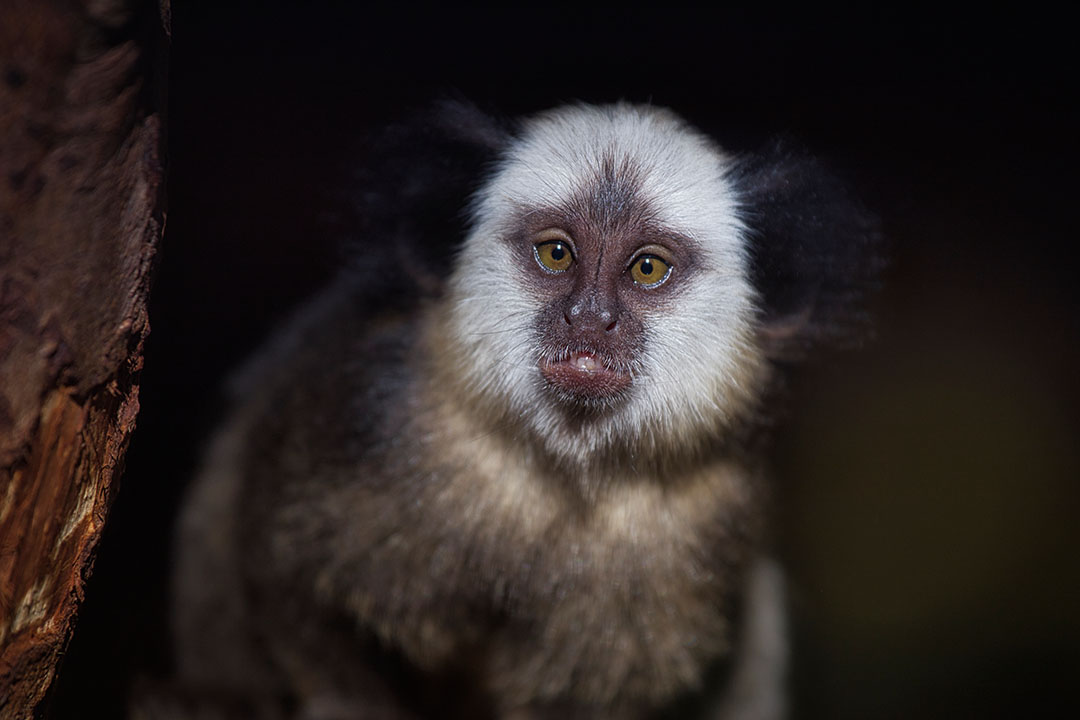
xmin=564 ymin=312 xmax=573 ymax=325
xmin=605 ymin=320 xmax=617 ymax=332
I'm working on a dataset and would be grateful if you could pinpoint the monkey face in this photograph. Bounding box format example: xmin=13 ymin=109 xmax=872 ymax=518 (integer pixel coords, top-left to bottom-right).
xmin=511 ymin=205 xmax=693 ymax=410
xmin=445 ymin=104 xmax=766 ymax=464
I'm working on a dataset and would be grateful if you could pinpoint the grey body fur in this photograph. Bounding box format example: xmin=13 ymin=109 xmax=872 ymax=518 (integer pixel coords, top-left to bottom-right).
xmin=170 ymin=103 xmax=876 ymax=719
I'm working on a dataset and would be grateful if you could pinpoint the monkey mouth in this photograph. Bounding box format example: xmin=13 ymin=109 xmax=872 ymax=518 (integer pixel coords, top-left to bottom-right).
xmin=539 ymin=351 xmax=632 ymax=399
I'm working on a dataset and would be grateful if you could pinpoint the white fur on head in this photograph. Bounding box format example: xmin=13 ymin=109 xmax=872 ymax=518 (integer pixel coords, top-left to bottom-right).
xmin=444 ymin=103 xmax=764 ymax=469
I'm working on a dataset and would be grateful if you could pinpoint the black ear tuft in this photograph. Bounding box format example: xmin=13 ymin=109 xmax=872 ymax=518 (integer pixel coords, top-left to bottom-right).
xmin=734 ymin=139 xmax=885 ymax=360
xmin=340 ymin=98 xmax=512 ymax=308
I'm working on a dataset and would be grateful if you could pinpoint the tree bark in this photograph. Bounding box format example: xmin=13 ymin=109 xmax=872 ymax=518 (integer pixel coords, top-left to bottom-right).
xmin=0 ymin=0 xmax=166 ymax=716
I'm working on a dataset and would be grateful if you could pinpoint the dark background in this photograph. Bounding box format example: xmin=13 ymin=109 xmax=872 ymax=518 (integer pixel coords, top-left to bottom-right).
xmin=50 ymin=4 xmax=1079 ymax=718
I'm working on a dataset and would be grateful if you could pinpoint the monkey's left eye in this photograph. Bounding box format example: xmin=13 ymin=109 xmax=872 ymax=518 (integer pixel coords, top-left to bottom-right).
xmin=630 ymin=255 xmax=672 ymax=288
xmin=535 ymin=241 xmax=574 ymax=273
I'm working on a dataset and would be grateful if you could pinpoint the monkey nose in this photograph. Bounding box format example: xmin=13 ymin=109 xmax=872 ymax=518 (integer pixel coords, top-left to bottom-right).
xmin=566 ymin=301 xmax=618 ymax=333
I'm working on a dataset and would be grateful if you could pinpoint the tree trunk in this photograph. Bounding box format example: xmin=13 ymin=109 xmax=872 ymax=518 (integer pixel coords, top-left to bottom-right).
xmin=0 ymin=1 xmax=167 ymax=716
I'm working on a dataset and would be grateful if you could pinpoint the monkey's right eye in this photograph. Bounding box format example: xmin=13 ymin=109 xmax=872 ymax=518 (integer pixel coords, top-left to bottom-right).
xmin=535 ymin=241 xmax=574 ymax=273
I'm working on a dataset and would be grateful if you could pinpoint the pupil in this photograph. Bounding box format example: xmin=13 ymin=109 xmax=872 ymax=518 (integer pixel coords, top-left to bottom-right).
xmin=641 ymin=259 xmax=653 ymax=275
xmin=551 ymin=245 xmax=565 ymax=261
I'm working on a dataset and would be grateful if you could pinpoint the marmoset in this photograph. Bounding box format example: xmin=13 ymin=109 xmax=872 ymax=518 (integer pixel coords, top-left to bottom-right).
xmin=168 ymin=102 xmax=879 ymax=720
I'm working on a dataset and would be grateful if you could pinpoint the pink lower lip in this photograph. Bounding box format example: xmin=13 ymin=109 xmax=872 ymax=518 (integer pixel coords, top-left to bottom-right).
xmin=539 ymin=351 xmax=632 ymax=398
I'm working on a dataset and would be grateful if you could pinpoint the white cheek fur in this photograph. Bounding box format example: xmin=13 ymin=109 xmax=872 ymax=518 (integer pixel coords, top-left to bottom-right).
xmin=447 ymin=242 xmax=538 ymax=406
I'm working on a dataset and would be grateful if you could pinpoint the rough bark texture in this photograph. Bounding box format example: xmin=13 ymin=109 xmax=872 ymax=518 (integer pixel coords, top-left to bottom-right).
xmin=0 ymin=0 xmax=165 ymax=716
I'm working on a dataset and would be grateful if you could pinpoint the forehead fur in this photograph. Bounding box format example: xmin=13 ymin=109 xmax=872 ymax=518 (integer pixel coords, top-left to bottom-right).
xmin=471 ymin=103 xmax=745 ymax=260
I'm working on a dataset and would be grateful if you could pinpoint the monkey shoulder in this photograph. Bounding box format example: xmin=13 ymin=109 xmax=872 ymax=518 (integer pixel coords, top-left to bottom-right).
xmin=227 ymin=278 xmax=433 ymax=544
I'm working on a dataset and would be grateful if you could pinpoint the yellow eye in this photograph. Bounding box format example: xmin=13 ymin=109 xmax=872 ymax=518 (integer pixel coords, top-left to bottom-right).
xmin=630 ymin=255 xmax=671 ymax=287
xmin=535 ymin=241 xmax=573 ymax=272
